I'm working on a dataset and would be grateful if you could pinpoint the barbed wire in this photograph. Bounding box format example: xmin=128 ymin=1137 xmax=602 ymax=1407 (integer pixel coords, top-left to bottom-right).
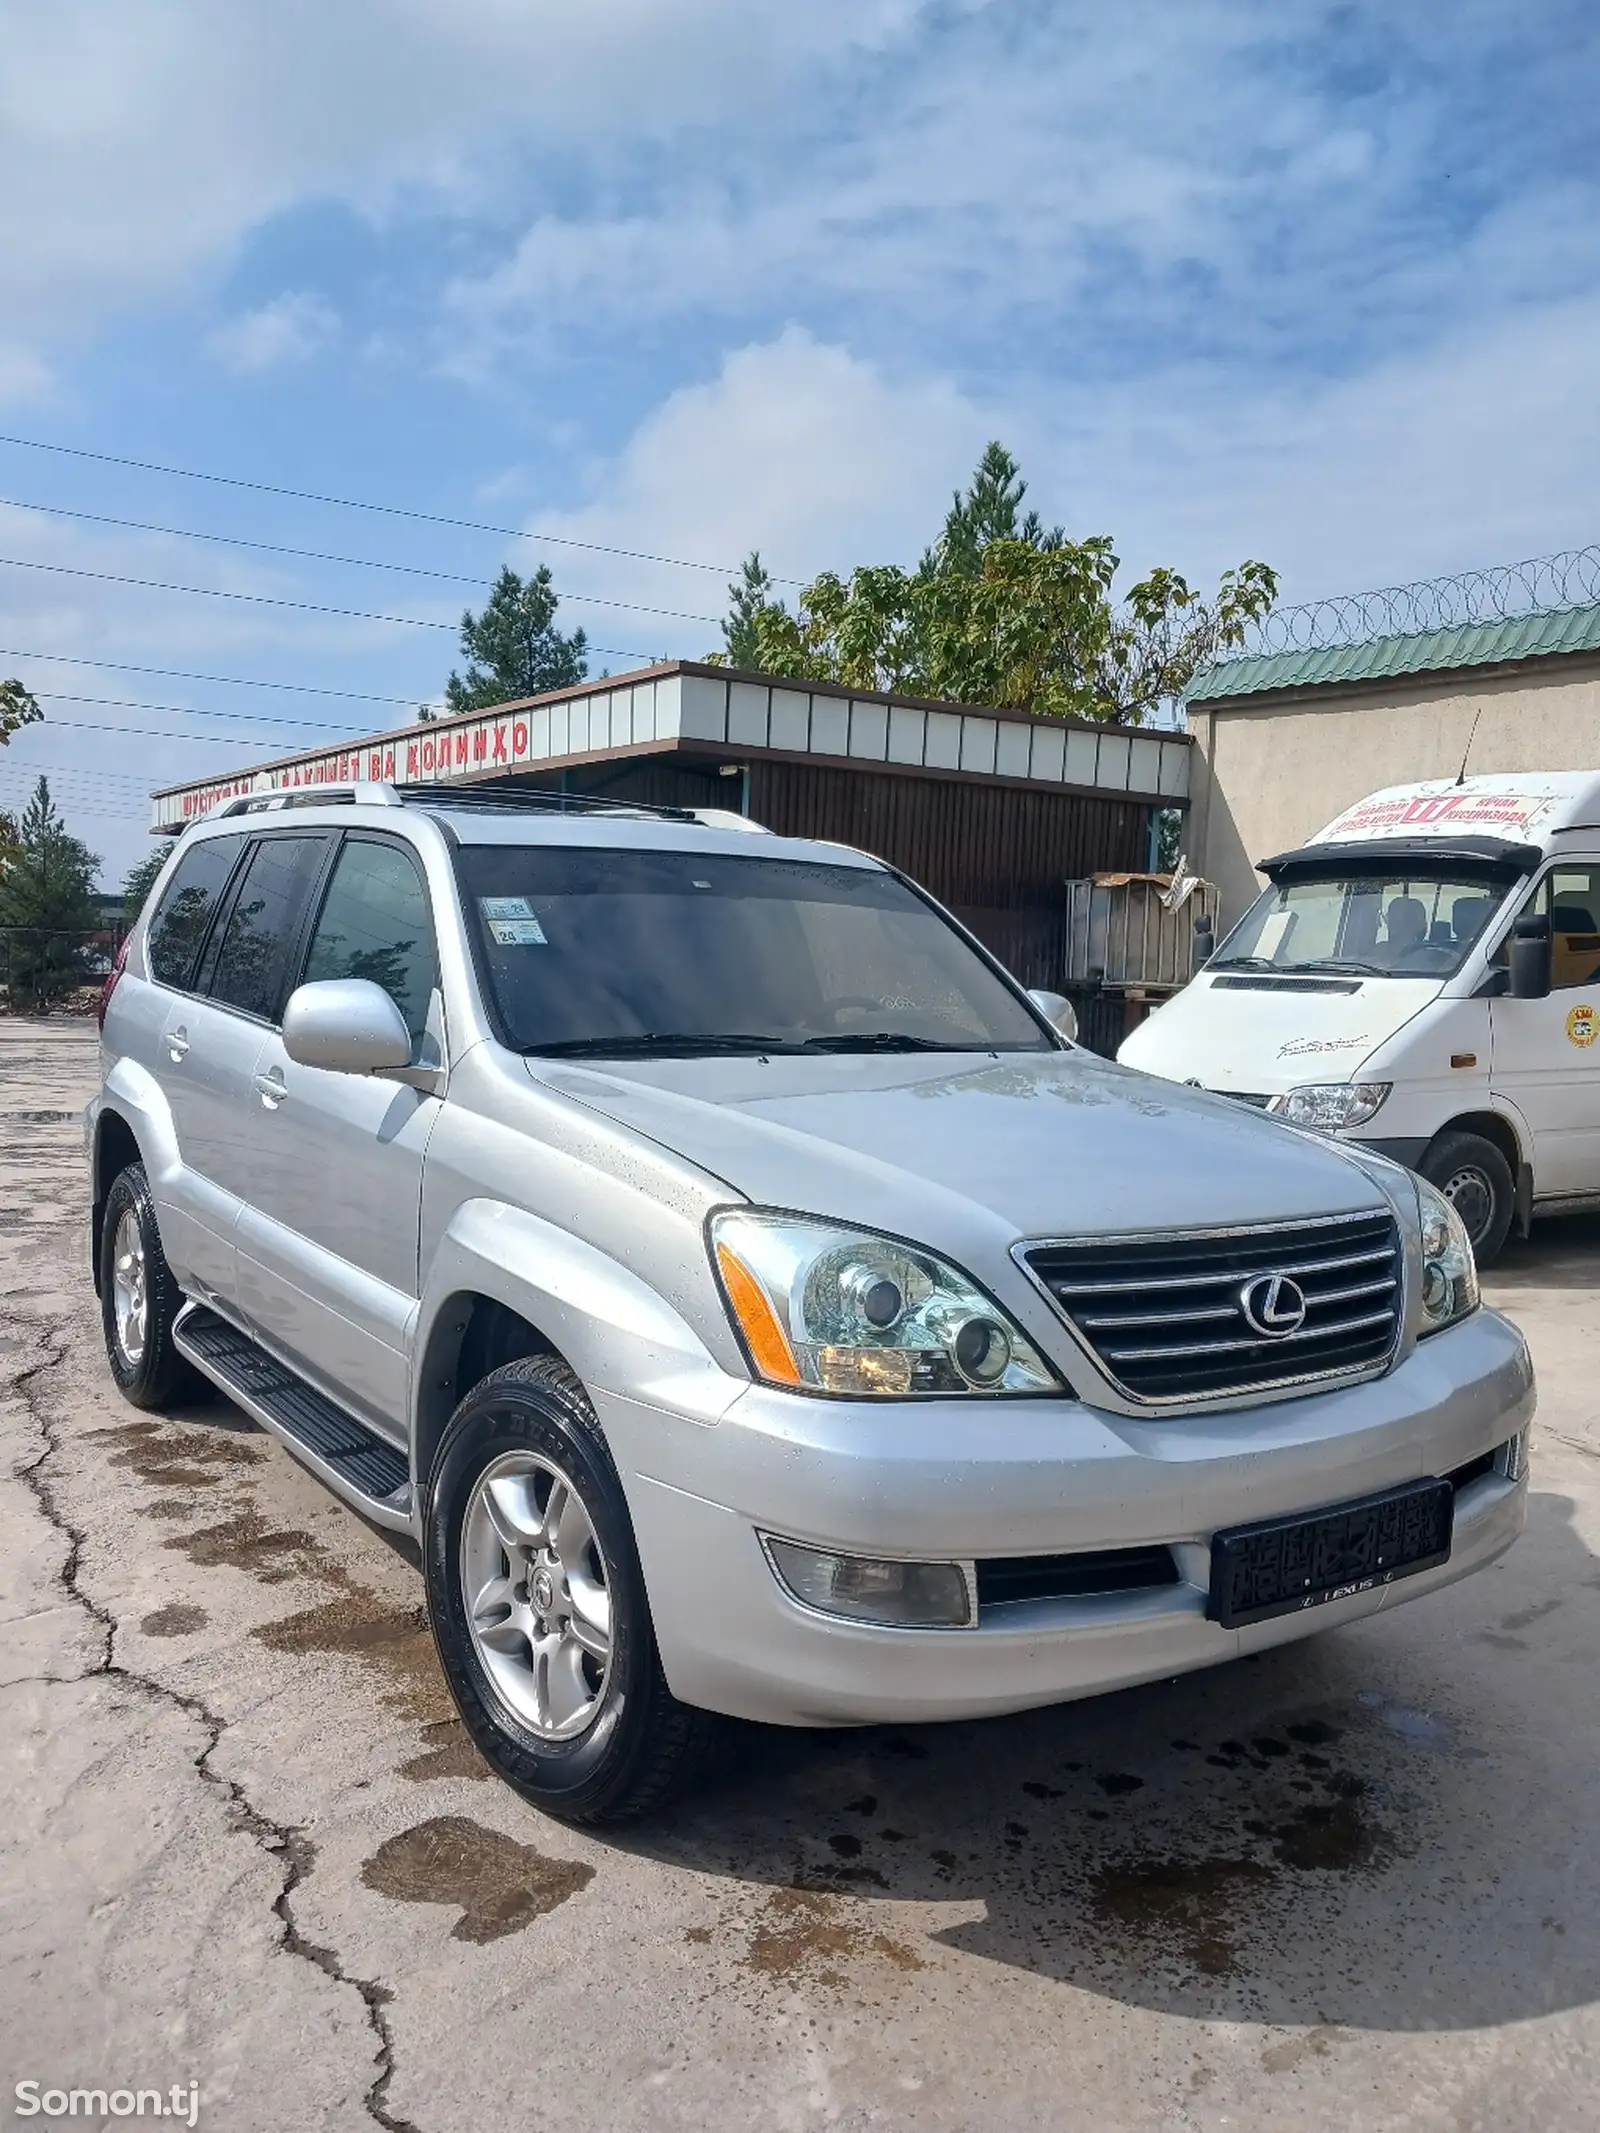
xmin=1212 ymin=545 xmax=1600 ymax=664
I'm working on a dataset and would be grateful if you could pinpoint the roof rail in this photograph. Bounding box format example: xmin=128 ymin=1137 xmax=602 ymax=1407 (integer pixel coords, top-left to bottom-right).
xmin=216 ymin=781 xmax=403 ymax=818
xmin=396 ymin=780 xmax=700 ymax=824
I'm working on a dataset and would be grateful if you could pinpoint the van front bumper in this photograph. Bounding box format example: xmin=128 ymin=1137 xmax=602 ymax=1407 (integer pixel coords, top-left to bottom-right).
xmin=594 ymin=1306 xmax=1533 ymax=1727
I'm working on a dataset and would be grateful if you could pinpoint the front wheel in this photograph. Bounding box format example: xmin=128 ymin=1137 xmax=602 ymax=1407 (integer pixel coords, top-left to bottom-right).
xmin=423 ymin=1355 xmax=718 ymax=1823
xmin=1418 ymin=1130 xmax=1515 ymax=1265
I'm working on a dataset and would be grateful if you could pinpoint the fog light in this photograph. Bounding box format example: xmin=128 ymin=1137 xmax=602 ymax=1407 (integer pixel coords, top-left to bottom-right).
xmin=763 ymin=1537 xmax=973 ymax=1627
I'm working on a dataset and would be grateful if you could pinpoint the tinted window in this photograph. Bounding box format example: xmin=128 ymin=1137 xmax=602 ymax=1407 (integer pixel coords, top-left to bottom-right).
xmin=208 ymin=836 xmax=329 ymax=1021
xmin=146 ymin=834 xmax=246 ymax=989
xmin=303 ymin=839 xmax=438 ymax=1046
xmin=455 ymin=845 xmax=1049 ymax=1055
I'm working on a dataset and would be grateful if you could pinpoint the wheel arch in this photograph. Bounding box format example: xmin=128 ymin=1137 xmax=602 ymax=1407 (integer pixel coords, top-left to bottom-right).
xmin=1424 ymin=1109 xmax=1523 ymax=1177
xmin=90 ymin=1107 xmax=145 ymax=1295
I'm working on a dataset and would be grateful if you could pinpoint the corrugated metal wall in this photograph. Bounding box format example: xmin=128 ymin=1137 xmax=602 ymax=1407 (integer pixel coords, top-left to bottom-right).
xmin=554 ymin=753 xmax=1151 ymax=1003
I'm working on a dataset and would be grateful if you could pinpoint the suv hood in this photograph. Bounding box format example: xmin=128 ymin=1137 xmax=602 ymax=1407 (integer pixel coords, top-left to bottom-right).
xmin=1118 ymin=974 xmax=1441 ymax=1096
xmin=530 ymin=1047 xmax=1395 ymax=1248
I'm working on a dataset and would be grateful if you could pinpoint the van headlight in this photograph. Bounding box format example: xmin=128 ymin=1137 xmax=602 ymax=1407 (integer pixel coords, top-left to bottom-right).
xmin=1272 ymin=1082 xmax=1392 ymax=1130
xmin=710 ymin=1210 xmax=1060 ymax=1397
xmin=1415 ymin=1178 xmax=1480 ymax=1335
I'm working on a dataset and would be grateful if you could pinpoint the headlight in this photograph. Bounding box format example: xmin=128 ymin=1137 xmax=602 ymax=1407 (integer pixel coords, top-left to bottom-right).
xmin=1272 ymin=1082 xmax=1392 ymax=1131
xmin=1415 ymin=1178 xmax=1480 ymax=1335
xmin=710 ymin=1209 xmax=1059 ymax=1397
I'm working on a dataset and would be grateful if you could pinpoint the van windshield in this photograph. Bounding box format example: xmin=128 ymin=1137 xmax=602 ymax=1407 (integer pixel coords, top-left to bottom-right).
xmin=1214 ymin=869 xmax=1512 ymax=980
xmin=455 ymin=844 xmax=1052 ymax=1055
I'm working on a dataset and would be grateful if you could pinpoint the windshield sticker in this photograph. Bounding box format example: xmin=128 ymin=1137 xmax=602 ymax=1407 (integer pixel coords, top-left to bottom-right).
xmin=1319 ymin=789 xmax=1560 ymax=842
xmin=1277 ymin=1033 xmax=1371 ymax=1058
xmin=1567 ymin=1003 xmax=1597 ymax=1047
xmin=478 ymin=898 xmax=547 ymax=946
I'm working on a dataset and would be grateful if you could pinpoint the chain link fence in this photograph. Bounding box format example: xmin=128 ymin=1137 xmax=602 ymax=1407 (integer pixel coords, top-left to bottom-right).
xmin=0 ymin=925 xmax=127 ymax=1016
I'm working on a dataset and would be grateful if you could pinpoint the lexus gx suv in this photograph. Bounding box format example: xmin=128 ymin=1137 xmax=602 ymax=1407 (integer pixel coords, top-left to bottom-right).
xmin=88 ymin=783 xmax=1534 ymax=1821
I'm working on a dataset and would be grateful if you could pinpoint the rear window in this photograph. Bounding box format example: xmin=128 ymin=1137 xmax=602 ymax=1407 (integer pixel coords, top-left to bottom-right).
xmin=146 ymin=834 xmax=246 ymax=989
xmin=455 ymin=843 xmax=1049 ymax=1056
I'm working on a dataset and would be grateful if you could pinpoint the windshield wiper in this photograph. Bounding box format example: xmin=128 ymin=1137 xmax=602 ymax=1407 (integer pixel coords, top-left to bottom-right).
xmin=525 ymin=1033 xmax=799 ymax=1058
xmin=1293 ymin=957 xmax=1390 ymax=977
xmin=1207 ymin=955 xmax=1280 ymax=972
xmin=796 ymin=1031 xmax=963 ymax=1053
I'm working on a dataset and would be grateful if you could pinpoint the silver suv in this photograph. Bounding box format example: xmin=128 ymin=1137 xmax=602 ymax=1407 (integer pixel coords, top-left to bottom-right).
xmin=89 ymin=783 xmax=1534 ymax=1821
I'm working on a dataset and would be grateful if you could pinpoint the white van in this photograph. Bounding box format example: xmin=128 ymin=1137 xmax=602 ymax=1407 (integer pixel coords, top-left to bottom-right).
xmin=1119 ymin=772 xmax=1600 ymax=1261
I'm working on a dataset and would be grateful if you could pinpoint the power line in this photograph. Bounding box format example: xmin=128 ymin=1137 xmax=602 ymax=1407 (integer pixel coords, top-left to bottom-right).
xmin=0 ymin=551 xmax=657 ymax=658
xmin=0 ymin=430 xmax=799 ymax=584
xmin=0 ymin=492 xmax=722 ymax=624
xmin=34 ymin=689 xmax=373 ymax=734
xmin=21 ymin=714 xmax=309 ymax=749
xmin=0 ymin=644 xmax=424 ymax=706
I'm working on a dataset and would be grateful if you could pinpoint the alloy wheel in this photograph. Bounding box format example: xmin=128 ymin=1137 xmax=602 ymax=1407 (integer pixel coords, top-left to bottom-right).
xmin=111 ymin=1206 xmax=148 ymax=1367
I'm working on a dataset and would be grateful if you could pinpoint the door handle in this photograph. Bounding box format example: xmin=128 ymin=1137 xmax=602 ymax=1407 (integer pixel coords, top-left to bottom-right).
xmin=253 ymin=1067 xmax=288 ymax=1110
xmin=166 ymin=1025 xmax=190 ymax=1063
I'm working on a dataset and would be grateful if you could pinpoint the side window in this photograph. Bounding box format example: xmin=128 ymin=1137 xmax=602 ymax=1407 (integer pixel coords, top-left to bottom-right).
xmin=146 ymin=834 xmax=246 ymax=990
xmin=302 ymin=839 xmax=439 ymax=1047
xmin=1547 ymin=866 xmax=1600 ymax=990
xmin=207 ymin=836 xmax=330 ymax=1021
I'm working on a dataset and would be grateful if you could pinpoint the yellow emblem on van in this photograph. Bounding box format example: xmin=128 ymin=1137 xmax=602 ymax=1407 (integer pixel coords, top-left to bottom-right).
xmin=1567 ymin=1003 xmax=1598 ymax=1047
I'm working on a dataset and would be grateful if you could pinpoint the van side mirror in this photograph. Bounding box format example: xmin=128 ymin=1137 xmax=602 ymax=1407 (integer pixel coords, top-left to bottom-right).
xmin=282 ymin=978 xmax=414 ymax=1074
xmin=1192 ymin=914 xmax=1215 ymax=971
xmin=1509 ymin=914 xmax=1552 ymax=1001
xmin=1026 ymin=989 xmax=1078 ymax=1043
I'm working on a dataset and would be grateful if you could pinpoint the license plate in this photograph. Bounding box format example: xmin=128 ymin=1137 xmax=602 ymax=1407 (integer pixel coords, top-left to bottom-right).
xmin=1209 ymin=1478 xmax=1453 ymax=1629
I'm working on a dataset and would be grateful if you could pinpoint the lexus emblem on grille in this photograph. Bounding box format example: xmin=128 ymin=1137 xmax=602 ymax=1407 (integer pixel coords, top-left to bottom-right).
xmin=1238 ymin=1273 xmax=1308 ymax=1338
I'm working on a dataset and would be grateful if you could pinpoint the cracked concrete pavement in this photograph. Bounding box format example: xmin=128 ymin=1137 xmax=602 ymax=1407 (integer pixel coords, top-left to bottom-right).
xmin=2 ymin=1014 xmax=1597 ymax=2131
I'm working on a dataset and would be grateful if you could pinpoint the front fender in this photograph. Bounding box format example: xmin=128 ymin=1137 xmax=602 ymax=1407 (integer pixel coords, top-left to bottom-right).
xmin=412 ymin=1199 xmax=747 ymax=1476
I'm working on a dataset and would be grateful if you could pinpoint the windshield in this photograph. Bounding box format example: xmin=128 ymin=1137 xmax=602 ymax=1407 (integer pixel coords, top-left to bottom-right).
xmin=455 ymin=844 xmax=1052 ymax=1055
xmin=1215 ymin=869 xmax=1511 ymax=980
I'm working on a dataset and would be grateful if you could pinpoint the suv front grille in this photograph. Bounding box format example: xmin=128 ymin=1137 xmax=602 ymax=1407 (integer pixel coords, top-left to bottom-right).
xmin=1021 ymin=1209 xmax=1402 ymax=1405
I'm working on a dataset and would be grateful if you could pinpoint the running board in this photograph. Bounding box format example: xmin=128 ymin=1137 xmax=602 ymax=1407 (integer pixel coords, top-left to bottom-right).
xmin=174 ymin=1303 xmax=415 ymax=1532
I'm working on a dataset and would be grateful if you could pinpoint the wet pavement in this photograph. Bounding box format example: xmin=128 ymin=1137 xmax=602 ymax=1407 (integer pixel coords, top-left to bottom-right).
xmin=1 ymin=1015 xmax=1596 ymax=2131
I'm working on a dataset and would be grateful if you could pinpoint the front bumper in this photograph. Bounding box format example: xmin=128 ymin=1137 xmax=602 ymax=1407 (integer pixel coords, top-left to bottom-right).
xmin=596 ymin=1306 xmax=1534 ymax=1727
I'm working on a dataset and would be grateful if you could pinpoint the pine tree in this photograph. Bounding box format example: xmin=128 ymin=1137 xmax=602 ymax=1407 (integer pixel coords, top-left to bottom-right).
xmin=123 ymin=844 xmax=171 ymax=923
xmin=718 ymin=552 xmax=780 ymax=667
xmin=0 ymin=778 xmax=102 ymax=1011
xmin=445 ymin=566 xmax=588 ymax=715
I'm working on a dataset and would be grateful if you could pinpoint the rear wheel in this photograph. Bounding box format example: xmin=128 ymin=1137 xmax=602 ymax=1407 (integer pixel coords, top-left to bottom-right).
xmin=424 ymin=1355 xmax=719 ymax=1823
xmin=99 ymin=1163 xmax=202 ymax=1408
xmin=1418 ymin=1130 xmax=1514 ymax=1265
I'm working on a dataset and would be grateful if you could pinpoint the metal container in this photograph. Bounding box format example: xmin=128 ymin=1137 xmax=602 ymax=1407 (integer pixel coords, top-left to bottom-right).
xmin=1064 ymin=871 xmax=1217 ymax=994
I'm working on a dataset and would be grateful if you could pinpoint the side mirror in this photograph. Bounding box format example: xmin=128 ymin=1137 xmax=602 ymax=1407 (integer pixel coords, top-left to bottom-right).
xmin=1026 ymin=988 xmax=1078 ymax=1044
xmin=1509 ymin=914 xmax=1552 ymax=1001
xmin=1192 ymin=914 xmax=1215 ymax=971
xmin=282 ymin=978 xmax=414 ymax=1074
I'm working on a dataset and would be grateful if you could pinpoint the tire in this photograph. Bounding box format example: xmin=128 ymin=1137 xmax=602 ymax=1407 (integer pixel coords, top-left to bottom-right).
xmin=424 ymin=1355 xmax=719 ymax=1824
xmin=99 ymin=1162 xmax=203 ymax=1409
xmin=1418 ymin=1130 xmax=1515 ymax=1265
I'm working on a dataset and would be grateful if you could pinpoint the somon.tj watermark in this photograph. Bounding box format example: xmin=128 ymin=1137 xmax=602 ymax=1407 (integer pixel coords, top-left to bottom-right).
xmin=14 ymin=2084 xmax=198 ymax=2125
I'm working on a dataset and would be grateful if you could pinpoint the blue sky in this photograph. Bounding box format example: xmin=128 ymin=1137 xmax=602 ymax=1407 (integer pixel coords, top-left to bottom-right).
xmin=0 ymin=0 xmax=1596 ymax=878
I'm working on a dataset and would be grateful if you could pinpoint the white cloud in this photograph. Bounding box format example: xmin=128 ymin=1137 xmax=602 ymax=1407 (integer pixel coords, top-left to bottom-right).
xmin=0 ymin=341 xmax=52 ymax=409
xmin=206 ymin=292 xmax=339 ymax=374
xmin=532 ymin=329 xmax=993 ymax=625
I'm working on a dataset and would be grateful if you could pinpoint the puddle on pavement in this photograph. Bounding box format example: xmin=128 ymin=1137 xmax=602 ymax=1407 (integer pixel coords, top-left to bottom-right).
xmin=165 ymin=1507 xmax=324 ymax=1585
xmin=140 ymin=1602 xmax=209 ymax=1638
xmin=91 ymin=1418 xmax=264 ymax=1493
xmin=254 ymin=1583 xmax=455 ymax=1726
xmin=399 ymin=1718 xmax=490 ymax=1783
xmin=741 ymin=1887 xmax=925 ymax=1989
xmin=361 ymin=1815 xmax=594 ymax=1943
xmin=1089 ymin=1853 xmax=1279 ymax=1979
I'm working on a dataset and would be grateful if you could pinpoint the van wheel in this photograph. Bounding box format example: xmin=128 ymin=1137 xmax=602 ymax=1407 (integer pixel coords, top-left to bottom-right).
xmin=1419 ymin=1131 xmax=1514 ymax=1264
xmin=99 ymin=1163 xmax=202 ymax=1409
xmin=424 ymin=1355 xmax=719 ymax=1824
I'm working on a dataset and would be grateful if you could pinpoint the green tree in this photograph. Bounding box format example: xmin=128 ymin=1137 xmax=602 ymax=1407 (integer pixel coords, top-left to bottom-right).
xmin=0 ymin=777 xmax=101 ymax=1012
xmin=0 ymin=677 xmax=43 ymax=745
xmin=445 ymin=565 xmax=587 ymax=715
xmin=718 ymin=552 xmax=781 ymax=667
xmin=715 ymin=443 xmax=1276 ymax=725
xmin=123 ymin=844 xmax=171 ymax=923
